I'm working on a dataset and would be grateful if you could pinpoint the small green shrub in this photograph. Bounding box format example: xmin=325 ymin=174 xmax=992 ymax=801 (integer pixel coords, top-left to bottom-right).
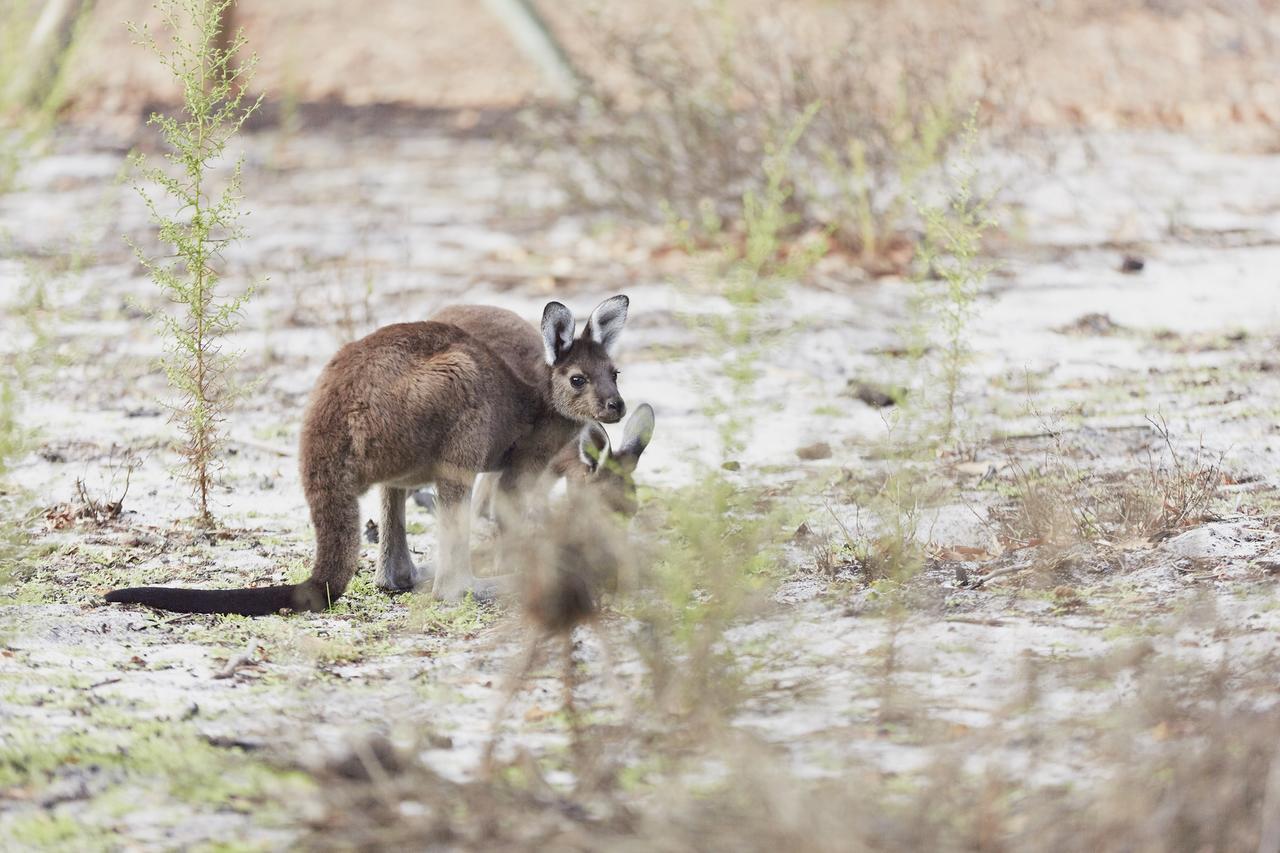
xmin=637 ymin=472 xmax=795 ymax=718
xmin=128 ymin=0 xmax=262 ymax=525
xmin=912 ymin=113 xmax=996 ymax=442
xmin=678 ymin=104 xmax=826 ymax=457
xmin=837 ymin=113 xmax=992 ymax=591
xmin=632 ymin=110 xmax=817 ymax=718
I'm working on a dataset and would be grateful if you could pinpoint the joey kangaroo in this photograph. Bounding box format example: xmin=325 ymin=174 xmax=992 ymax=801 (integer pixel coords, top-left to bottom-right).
xmin=105 ymin=296 xmax=632 ymax=616
xmin=505 ymin=403 xmax=655 ymax=629
xmin=485 ymin=406 xmax=655 ymax=767
xmin=449 ymin=401 xmax=651 ymax=524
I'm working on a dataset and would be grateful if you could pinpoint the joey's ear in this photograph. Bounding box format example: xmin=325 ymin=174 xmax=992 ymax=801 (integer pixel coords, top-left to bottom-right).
xmin=578 ymin=421 xmax=611 ymax=471
xmin=585 ymin=295 xmax=629 ymax=356
xmin=541 ymin=301 xmax=575 ymax=365
xmin=617 ymin=402 xmax=655 ymax=469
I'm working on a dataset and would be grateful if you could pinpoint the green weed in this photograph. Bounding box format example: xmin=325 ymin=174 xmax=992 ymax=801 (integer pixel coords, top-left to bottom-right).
xmin=912 ymin=112 xmax=996 ymax=442
xmin=679 ymin=104 xmax=827 ymax=458
xmin=636 ymin=472 xmax=797 ymax=720
xmin=128 ymin=0 xmax=262 ymax=525
xmin=407 ymin=593 xmax=491 ymax=637
xmin=3 ymin=811 xmax=110 ymax=851
xmin=833 ymin=111 xmax=993 ymax=593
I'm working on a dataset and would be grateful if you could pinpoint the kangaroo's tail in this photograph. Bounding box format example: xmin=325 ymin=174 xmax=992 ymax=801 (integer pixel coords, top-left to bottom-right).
xmin=104 ymin=583 xmax=329 ymax=615
xmin=105 ymin=473 xmax=361 ymax=616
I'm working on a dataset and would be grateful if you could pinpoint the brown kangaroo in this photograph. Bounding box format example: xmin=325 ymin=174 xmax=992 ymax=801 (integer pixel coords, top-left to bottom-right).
xmin=105 ymin=296 xmax=631 ymax=615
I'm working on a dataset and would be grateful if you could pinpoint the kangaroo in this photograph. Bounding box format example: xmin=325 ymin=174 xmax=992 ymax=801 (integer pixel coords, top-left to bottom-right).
xmin=105 ymin=296 xmax=632 ymax=616
xmin=484 ymin=406 xmax=655 ymax=769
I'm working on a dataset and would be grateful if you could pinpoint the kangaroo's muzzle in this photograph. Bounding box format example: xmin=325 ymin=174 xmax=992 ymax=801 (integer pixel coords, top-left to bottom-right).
xmin=599 ymin=397 xmax=625 ymax=423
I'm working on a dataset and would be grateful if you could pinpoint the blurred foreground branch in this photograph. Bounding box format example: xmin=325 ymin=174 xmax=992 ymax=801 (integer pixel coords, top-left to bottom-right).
xmin=4 ymin=0 xmax=91 ymax=109
xmin=483 ymin=0 xmax=579 ymax=99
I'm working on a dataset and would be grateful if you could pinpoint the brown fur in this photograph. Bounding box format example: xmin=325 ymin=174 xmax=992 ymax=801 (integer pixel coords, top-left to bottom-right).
xmin=106 ymin=298 xmax=631 ymax=615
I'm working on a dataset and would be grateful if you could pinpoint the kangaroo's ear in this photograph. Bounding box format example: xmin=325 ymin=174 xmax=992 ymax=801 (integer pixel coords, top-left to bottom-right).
xmin=585 ymin=295 xmax=629 ymax=356
xmin=616 ymin=402 xmax=655 ymax=470
xmin=578 ymin=421 xmax=611 ymax=471
xmin=541 ymin=301 xmax=575 ymax=365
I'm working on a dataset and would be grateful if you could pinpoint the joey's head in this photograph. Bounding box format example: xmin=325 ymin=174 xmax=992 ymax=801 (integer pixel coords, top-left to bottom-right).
xmin=541 ymin=295 xmax=629 ymax=424
xmin=569 ymin=403 xmax=655 ymax=518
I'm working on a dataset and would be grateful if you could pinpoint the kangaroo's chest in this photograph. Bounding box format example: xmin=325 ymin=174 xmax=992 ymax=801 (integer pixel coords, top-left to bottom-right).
xmin=500 ymin=417 xmax=581 ymax=474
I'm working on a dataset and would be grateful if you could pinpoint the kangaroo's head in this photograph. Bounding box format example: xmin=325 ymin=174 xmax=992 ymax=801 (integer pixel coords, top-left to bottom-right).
xmin=569 ymin=403 xmax=655 ymax=517
xmin=541 ymin=295 xmax=629 ymax=424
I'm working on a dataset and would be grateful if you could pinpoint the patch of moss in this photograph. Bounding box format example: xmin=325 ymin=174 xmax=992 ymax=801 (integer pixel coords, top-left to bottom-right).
xmin=407 ymin=592 xmax=492 ymax=637
xmin=3 ymin=811 xmax=114 ymax=851
xmin=0 ymin=707 xmax=313 ymax=817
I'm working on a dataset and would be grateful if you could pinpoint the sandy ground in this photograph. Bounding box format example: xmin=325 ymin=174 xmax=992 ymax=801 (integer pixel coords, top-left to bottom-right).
xmin=1 ymin=118 xmax=1279 ymax=848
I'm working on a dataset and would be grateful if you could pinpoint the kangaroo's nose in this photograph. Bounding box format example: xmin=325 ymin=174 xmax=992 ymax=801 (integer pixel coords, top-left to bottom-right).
xmin=606 ymin=398 xmax=625 ymax=417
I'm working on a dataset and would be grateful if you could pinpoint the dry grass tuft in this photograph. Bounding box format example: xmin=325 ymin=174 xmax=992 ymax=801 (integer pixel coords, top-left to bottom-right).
xmin=524 ymin=6 xmax=995 ymax=268
xmin=995 ymin=418 xmax=1222 ymax=551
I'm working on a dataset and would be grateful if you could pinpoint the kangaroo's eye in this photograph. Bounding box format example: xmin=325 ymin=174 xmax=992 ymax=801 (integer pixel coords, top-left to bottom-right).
xmin=570 ymin=374 xmax=587 ymax=389
xmin=611 ymin=369 xmax=620 ymax=380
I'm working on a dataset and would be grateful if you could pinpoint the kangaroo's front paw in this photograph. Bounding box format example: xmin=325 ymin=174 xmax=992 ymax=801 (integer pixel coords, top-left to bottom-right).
xmin=375 ymin=552 xmax=427 ymax=593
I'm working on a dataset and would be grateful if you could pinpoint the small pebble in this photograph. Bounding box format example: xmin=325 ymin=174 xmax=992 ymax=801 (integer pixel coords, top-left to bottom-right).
xmin=797 ymin=442 xmax=832 ymax=461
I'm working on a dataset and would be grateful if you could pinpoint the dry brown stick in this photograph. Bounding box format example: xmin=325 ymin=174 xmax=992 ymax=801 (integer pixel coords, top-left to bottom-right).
xmin=229 ymin=436 xmax=293 ymax=457
xmin=562 ymin=632 xmax=587 ymax=779
xmin=212 ymin=639 xmax=258 ymax=679
xmin=967 ymin=562 xmax=1032 ymax=589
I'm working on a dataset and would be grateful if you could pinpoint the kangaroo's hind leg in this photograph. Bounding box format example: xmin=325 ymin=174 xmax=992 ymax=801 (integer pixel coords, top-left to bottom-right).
xmin=374 ymin=486 xmax=424 ymax=592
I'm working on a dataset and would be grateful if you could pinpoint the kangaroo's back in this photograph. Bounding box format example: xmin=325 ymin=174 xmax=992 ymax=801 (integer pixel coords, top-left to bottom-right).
xmin=304 ymin=320 xmax=543 ymax=488
xmin=431 ymin=305 xmax=545 ymax=390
